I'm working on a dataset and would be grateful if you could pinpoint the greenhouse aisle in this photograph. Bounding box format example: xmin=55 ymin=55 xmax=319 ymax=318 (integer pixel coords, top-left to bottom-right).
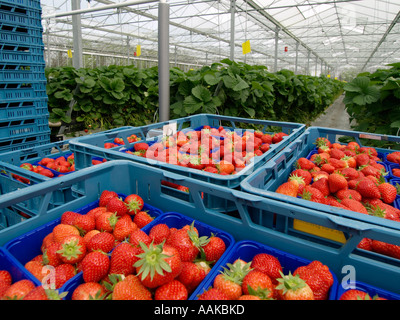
xmin=310 ymin=94 xmax=354 ymax=131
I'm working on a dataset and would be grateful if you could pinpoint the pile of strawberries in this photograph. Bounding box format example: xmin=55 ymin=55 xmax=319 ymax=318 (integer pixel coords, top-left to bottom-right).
xmin=275 ymin=137 xmax=400 ymax=259
xmin=197 ymin=252 xmax=334 ymax=300
xmin=0 ymin=270 xmax=67 ymax=300
xmin=124 ymin=125 xmax=288 ymax=175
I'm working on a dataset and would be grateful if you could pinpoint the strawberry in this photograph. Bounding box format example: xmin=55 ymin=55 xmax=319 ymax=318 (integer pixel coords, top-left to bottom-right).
xmin=129 ymin=229 xmax=152 ymax=247
xmin=339 ymin=289 xmax=386 ymax=300
xmin=106 ymin=197 xmax=128 ymax=217
xmin=134 ymin=142 xmax=149 ymax=152
xmin=134 ymin=242 xmax=183 ymax=289
xmin=357 ymin=238 xmax=373 ymax=251
xmin=87 ymin=231 xmax=116 ymax=253
xmin=336 ymin=189 xmax=362 ymax=202
xmin=81 ymin=251 xmax=110 ymax=283
xmin=56 ymin=235 xmax=87 ymax=264
xmin=314 ymin=137 xmax=331 ymax=148
xmin=217 ymin=160 xmax=235 ymax=175
xmin=24 ymin=260 xmax=46 ymax=282
xmin=296 ymin=157 xmax=315 ymax=170
xmin=113 ymin=215 xmax=137 ymax=241
xmin=276 ymin=271 xmax=314 ymax=300
xmin=241 ymin=270 xmax=274 ymax=299
xmin=54 ymin=263 xmax=76 ymax=289
xmin=330 ymin=148 xmax=345 ymax=160
xmin=124 ymin=194 xmax=145 ymax=216
xmin=378 ymin=182 xmax=397 ymax=204
xmin=197 ymin=287 xmax=229 ymax=300
xmin=311 ymin=177 xmax=330 ymax=197
xmin=86 ymin=207 xmax=108 ymax=220
xmin=341 ymin=167 xmax=360 ymax=181
xmin=289 ymin=169 xmax=312 ymax=185
xmin=0 ymin=280 xmax=10 ymax=299
xmin=300 ymin=185 xmax=327 ymax=204
xmin=2 ymin=279 xmax=36 ymax=300
xmin=73 ymin=214 xmax=96 ymax=236
xmin=327 ymin=158 xmax=347 ymax=170
xmin=0 ymin=270 xmax=12 ymax=286
xmin=133 ymin=211 xmax=154 ymax=229
xmin=52 ymin=224 xmax=80 ymax=243
xmin=355 ymin=153 xmax=370 ymax=167
xmin=166 ymin=227 xmax=201 ymax=262
xmin=154 ymin=279 xmax=188 ymax=300
xmin=368 ymin=204 xmax=400 ymax=222
xmin=261 ymin=133 xmax=273 ymax=144
xmin=355 ymin=178 xmax=381 ymax=199
xmin=108 ymin=242 xmax=142 ymax=276
xmin=201 ymin=235 xmax=226 ymax=263
xmin=321 ymin=163 xmax=336 ymax=174
xmin=61 ymin=211 xmax=80 ymax=225
xmin=340 ymin=198 xmax=369 ymax=214
xmin=293 ymin=260 xmax=334 ymax=300
xmin=149 ymin=223 xmax=171 ymax=245
xmin=250 ymin=253 xmax=282 ymax=284
xmin=23 ymin=286 xmax=66 ymax=300
xmin=71 ymin=282 xmax=107 ymax=300
xmin=83 ymin=229 xmax=100 ymax=246
xmin=42 ymin=241 xmax=62 ymax=267
xmin=99 ymin=190 xmax=118 ymax=207
xmin=177 ymin=261 xmax=207 ymax=293
xmin=310 ymin=153 xmax=330 ymax=166
xmin=213 ymin=272 xmax=242 ymax=300
xmin=276 ymin=180 xmax=300 ymax=197
xmin=111 ymin=274 xmax=152 ymax=300
xmin=95 ymin=211 xmax=118 ymax=232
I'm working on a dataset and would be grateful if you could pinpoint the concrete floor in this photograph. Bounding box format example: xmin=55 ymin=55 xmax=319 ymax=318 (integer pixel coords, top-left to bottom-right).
xmin=310 ymin=94 xmax=355 ymax=130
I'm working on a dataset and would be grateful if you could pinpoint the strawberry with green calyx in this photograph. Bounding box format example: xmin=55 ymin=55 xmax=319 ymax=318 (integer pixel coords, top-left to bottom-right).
xmin=276 ymin=271 xmax=314 ymax=300
xmin=23 ymin=286 xmax=68 ymax=300
xmin=99 ymin=190 xmax=118 ymax=207
xmin=276 ymin=179 xmax=300 ymax=198
xmin=328 ymin=172 xmax=348 ymax=194
xmin=71 ymin=282 xmax=108 ymax=300
xmin=124 ymin=194 xmax=144 ymax=216
xmin=106 ymin=197 xmax=128 ymax=217
xmin=377 ymin=182 xmax=397 ymax=204
xmin=95 ymin=211 xmax=119 ymax=233
xmin=367 ymin=204 xmax=400 ymax=222
xmin=2 ymin=279 xmax=36 ymax=300
xmin=299 ymin=185 xmax=327 ymax=204
xmin=201 ymin=233 xmax=226 ymax=264
xmin=177 ymin=261 xmax=208 ymax=293
xmin=250 ymin=253 xmax=282 ymax=284
xmin=56 ymin=235 xmax=87 ymax=264
xmin=73 ymin=214 xmax=96 ymax=236
xmin=241 ymin=270 xmax=274 ymax=299
xmin=134 ymin=241 xmax=183 ymax=289
xmin=314 ymin=137 xmax=331 ymax=149
xmin=81 ymin=250 xmax=110 ymax=283
xmin=108 ymin=242 xmax=142 ymax=277
xmin=134 ymin=211 xmax=154 ymax=229
xmin=339 ymin=289 xmax=386 ymax=300
xmin=110 ymin=274 xmax=152 ymax=300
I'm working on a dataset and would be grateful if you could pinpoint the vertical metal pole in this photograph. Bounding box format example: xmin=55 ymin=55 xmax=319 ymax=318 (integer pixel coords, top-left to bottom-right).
xmin=71 ymin=0 xmax=83 ymax=69
xmin=315 ymin=56 xmax=318 ymax=76
xmin=230 ymin=0 xmax=235 ymax=61
xmin=295 ymin=42 xmax=299 ymax=74
xmin=127 ymin=36 xmax=130 ymax=65
xmin=307 ymin=50 xmax=310 ymax=75
xmin=159 ymin=0 xmax=170 ymax=122
xmin=274 ymin=26 xmax=279 ymax=72
xmin=174 ymin=45 xmax=177 ymax=67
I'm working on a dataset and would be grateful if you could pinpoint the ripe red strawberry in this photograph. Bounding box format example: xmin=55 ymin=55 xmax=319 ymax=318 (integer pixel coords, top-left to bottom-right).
xmin=135 ymin=242 xmax=183 ymax=289
xmin=86 ymin=207 xmax=108 ymax=220
xmin=289 ymin=169 xmax=312 ymax=185
xmin=87 ymin=231 xmax=116 ymax=253
xmin=73 ymin=214 xmax=96 ymax=236
xmin=330 ymin=148 xmax=345 ymax=160
xmin=341 ymin=167 xmax=360 ymax=181
xmin=328 ymin=173 xmax=348 ymax=194
xmin=2 ymin=279 xmax=36 ymax=300
xmin=197 ymin=287 xmax=229 ymax=300
xmin=52 ymin=224 xmax=80 ymax=243
xmin=355 ymin=178 xmax=381 ymax=199
xmin=124 ymin=194 xmax=144 ymax=215
xmin=311 ymin=177 xmax=330 ymax=197
xmin=300 ymin=185 xmax=327 ymax=204
xmin=154 ymin=279 xmax=188 ymax=300
xmin=250 ymin=253 xmax=283 ymax=284
xmin=336 ymin=189 xmax=362 ymax=202
xmin=241 ymin=270 xmax=274 ymax=299
xmin=321 ymin=163 xmax=335 ymax=174
xmin=340 ymin=198 xmax=368 ymax=214
xmin=83 ymin=229 xmax=100 ymax=246
xmin=108 ymin=242 xmax=142 ymax=276
xmin=368 ymin=204 xmax=400 ymax=222
xmin=339 ymin=289 xmax=386 ymax=300
xmin=113 ymin=215 xmax=137 ymax=242
xmin=176 ymin=261 xmax=207 ymax=293
xmin=0 ymin=280 xmax=10 ymax=299
xmin=276 ymin=180 xmax=300 ymax=197
xmin=327 ymin=158 xmax=347 ymax=170
xmin=357 ymin=238 xmax=373 ymax=251
xmin=56 ymin=235 xmax=87 ymax=264
xmin=60 ymin=211 xmax=80 ymax=225
xmin=166 ymin=227 xmax=201 ymax=262
xmin=378 ymin=182 xmax=397 ymax=204
xmin=296 ymin=157 xmax=315 ymax=170
xmin=0 ymin=270 xmax=12 ymax=286
xmin=22 ymin=286 xmax=66 ymax=300
xmin=106 ymin=197 xmax=128 ymax=217
xmin=149 ymin=223 xmax=171 ymax=245
xmin=71 ymin=282 xmax=107 ymax=300
xmin=213 ymin=272 xmax=242 ymax=300
xmin=111 ymin=274 xmax=152 ymax=300
xmin=42 ymin=241 xmax=62 ymax=267
xmin=55 ymin=263 xmax=76 ymax=289
xmin=202 ymin=235 xmax=226 ymax=263
xmin=276 ymin=272 xmax=314 ymax=300
xmin=129 ymin=229 xmax=152 ymax=247
xmin=133 ymin=211 xmax=154 ymax=229
xmin=95 ymin=211 xmax=118 ymax=232
xmin=293 ymin=260 xmax=334 ymax=300
xmin=24 ymin=260 xmax=45 ymax=282
xmin=81 ymin=251 xmax=110 ymax=283
xmin=99 ymin=190 xmax=118 ymax=207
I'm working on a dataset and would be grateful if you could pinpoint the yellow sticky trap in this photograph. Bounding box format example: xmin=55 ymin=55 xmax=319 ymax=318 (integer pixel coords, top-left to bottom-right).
xmin=327 ymin=74 xmax=331 ymax=78
xmin=293 ymin=219 xmax=347 ymax=243
xmin=136 ymin=45 xmax=141 ymax=57
xmin=67 ymin=49 xmax=73 ymax=58
xmin=242 ymin=40 xmax=251 ymax=55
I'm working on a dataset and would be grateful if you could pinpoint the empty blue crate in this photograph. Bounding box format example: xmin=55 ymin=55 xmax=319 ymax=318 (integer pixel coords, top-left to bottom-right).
xmin=1 ymin=0 xmax=41 ymax=10
xmin=0 ymin=28 xmax=43 ymax=46
xmin=0 ymin=132 xmax=50 ymax=154
xmin=192 ymin=239 xmax=338 ymax=300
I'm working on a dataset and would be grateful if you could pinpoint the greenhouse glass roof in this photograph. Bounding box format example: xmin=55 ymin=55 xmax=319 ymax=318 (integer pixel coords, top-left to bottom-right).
xmin=40 ymin=0 xmax=400 ymax=78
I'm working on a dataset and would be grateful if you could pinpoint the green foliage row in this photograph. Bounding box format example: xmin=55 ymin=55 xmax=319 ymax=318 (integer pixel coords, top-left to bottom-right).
xmin=343 ymin=62 xmax=400 ymax=148
xmin=45 ymin=59 xmax=344 ymax=131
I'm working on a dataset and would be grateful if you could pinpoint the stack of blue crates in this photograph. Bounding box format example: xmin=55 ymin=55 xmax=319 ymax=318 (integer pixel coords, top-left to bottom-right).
xmin=0 ymin=0 xmax=50 ymax=153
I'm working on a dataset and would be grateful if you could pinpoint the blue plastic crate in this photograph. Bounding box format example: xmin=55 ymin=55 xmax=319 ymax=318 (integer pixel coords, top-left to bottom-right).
xmin=0 ymin=28 xmax=43 ymax=47
xmin=0 ymin=132 xmax=50 ymax=154
xmin=0 ymin=115 xmax=50 ymax=142
xmin=61 ymin=211 xmax=235 ymax=300
xmin=0 ymin=67 xmax=46 ymax=84
xmin=3 ymin=195 xmax=163 ymax=293
xmin=0 ymin=47 xmax=45 ymax=65
xmin=0 ymin=160 xmax=399 ymax=294
xmin=192 ymin=239 xmax=338 ymax=300
xmin=336 ymin=281 xmax=400 ymax=300
xmin=70 ymin=114 xmax=305 ymax=211
xmin=0 ymin=100 xmax=49 ymax=121
xmin=0 ymin=12 xmax=42 ymax=29
xmin=0 ymin=246 xmax=41 ymax=287
xmin=0 ymin=0 xmax=41 ymax=10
